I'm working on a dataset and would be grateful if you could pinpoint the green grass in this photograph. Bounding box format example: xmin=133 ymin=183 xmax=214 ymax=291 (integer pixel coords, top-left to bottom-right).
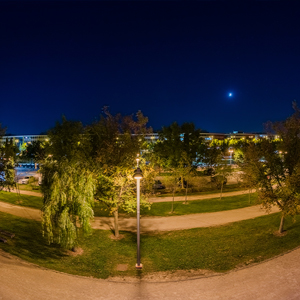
xmin=156 ymin=183 xmax=243 ymax=197
xmin=16 ymin=182 xmax=242 ymax=197
xmin=16 ymin=184 xmax=41 ymax=192
xmin=0 ymin=191 xmax=258 ymax=217
xmin=0 ymin=211 xmax=300 ymax=279
xmin=140 ymin=193 xmax=258 ymax=217
xmin=0 ymin=191 xmax=43 ymax=209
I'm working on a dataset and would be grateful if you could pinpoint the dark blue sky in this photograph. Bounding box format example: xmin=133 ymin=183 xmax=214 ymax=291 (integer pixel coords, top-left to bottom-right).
xmin=1 ymin=2 xmax=300 ymax=135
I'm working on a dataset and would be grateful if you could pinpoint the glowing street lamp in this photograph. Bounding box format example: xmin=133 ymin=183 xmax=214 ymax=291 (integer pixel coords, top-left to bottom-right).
xmin=134 ymin=155 xmax=143 ymax=269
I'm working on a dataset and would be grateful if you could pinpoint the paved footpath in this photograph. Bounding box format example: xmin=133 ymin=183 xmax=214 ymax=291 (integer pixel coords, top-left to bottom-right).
xmin=3 ymin=188 xmax=42 ymax=197
xmin=8 ymin=187 xmax=253 ymax=202
xmin=149 ymin=189 xmax=253 ymax=203
xmin=0 ymin=189 xmax=297 ymax=299
xmin=0 ymin=197 xmax=280 ymax=232
xmin=1 ymin=246 xmax=300 ymax=300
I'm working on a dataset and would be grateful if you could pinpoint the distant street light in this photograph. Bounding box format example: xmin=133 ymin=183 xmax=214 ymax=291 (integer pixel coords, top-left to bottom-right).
xmin=134 ymin=155 xmax=143 ymax=269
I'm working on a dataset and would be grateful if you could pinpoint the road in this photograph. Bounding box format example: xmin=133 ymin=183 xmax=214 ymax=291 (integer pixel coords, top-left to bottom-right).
xmin=14 ymin=167 xmax=39 ymax=179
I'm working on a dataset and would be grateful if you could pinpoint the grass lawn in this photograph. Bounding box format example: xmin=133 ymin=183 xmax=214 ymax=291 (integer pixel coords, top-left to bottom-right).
xmin=0 ymin=191 xmax=258 ymax=217
xmin=16 ymin=183 xmax=242 ymax=197
xmin=156 ymin=183 xmax=243 ymax=197
xmin=0 ymin=211 xmax=299 ymax=279
xmin=16 ymin=184 xmax=41 ymax=192
xmin=140 ymin=193 xmax=258 ymax=217
xmin=0 ymin=191 xmax=43 ymax=209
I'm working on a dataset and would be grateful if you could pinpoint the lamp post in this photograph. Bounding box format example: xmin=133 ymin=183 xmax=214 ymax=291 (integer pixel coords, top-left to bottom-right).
xmin=229 ymin=149 xmax=233 ymax=165
xmin=134 ymin=155 xmax=143 ymax=269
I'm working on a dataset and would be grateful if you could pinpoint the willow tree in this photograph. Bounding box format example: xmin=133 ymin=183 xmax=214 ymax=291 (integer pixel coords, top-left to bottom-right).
xmin=41 ymin=160 xmax=95 ymax=249
xmin=0 ymin=138 xmax=18 ymax=191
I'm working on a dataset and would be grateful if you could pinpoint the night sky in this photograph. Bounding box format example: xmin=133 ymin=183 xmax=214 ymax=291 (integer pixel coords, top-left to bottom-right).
xmin=1 ymin=2 xmax=300 ymax=135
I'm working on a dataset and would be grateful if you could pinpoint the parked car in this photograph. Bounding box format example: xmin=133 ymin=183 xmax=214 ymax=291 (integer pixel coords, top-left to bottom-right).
xmin=18 ymin=176 xmax=30 ymax=184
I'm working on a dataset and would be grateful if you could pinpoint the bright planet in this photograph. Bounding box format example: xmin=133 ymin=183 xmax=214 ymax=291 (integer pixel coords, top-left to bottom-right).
xmin=229 ymin=93 xmax=233 ymax=97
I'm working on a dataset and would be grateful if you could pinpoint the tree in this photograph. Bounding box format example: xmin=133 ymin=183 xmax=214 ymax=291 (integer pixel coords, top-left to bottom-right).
xmin=202 ymin=145 xmax=222 ymax=176
xmin=0 ymin=138 xmax=18 ymax=191
xmin=153 ymin=122 xmax=182 ymax=170
xmin=22 ymin=140 xmax=50 ymax=164
xmin=0 ymin=123 xmax=6 ymax=138
xmin=41 ymin=159 xmax=95 ymax=249
xmin=236 ymin=145 xmax=258 ymax=203
xmin=271 ymin=101 xmax=300 ymax=176
xmin=40 ymin=117 xmax=95 ymax=248
xmin=28 ymin=176 xmax=39 ymax=190
xmin=242 ymin=104 xmax=300 ymax=233
xmin=95 ymin=165 xmax=152 ymax=238
xmin=233 ymin=148 xmax=245 ymax=165
xmin=214 ymin=158 xmax=232 ymax=200
xmin=177 ymin=152 xmax=194 ymax=204
xmin=47 ymin=116 xmax=88 ymax=162
xmin=153 ymin=122 xmax=204 ymax=187
xmin=89 ymin=109 xmax=152 ymax=237
xmin=161 ymin=169 xmax=180 ymax=214
xmin=181 ymin=122 xmax=205 ymax=166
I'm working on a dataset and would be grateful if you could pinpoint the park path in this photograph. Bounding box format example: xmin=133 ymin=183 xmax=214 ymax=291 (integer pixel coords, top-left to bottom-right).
xmin=7 ymin=187 xmax=253 ymax=202
xmin=1 ymin=246 xmax=300 ymax=300
xmin=149 ymin=189 xmax=252 ymax=203
xmin=0 ymin=198 xmax=280 ymax=232
xmin=4 ymin=188 xmax=42 ymax=197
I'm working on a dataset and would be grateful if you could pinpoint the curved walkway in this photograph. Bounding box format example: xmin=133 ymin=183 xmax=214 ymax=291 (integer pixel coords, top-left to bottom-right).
xmin=1 ymin=247 xmax=300 ymax=299
xmin=0 ymin=199 xmax=280 ymax=232
xmin=150 ymin=189 xmax=252 ymax=202
xmin=0 ymin=189 xmax=295 ymax=299
xmin=4 ymin=188 xmax=42 ymax=197
xmin=9 ymin=187 xmax=253 ymax=202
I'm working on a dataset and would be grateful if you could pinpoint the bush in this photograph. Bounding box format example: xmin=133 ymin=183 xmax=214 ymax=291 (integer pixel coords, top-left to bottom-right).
xmin=203 ymin=168 xmax=215 ymax=176
xmin=28 ymin=176 xmax=39 ymax=190
xmin=211 ymin=175 xmax=227 ymax=188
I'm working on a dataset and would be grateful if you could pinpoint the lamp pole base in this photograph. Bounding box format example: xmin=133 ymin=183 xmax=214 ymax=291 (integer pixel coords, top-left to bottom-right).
xmin=135 ymin=263 xmax=143 ymax=270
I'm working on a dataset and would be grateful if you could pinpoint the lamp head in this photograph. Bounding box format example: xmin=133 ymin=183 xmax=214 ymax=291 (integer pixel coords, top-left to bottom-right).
xmin=134 ymin=167 xmax=143 ymax=180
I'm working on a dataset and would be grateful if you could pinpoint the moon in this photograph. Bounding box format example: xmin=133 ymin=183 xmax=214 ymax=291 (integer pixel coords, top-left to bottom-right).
xmin=229 ymin=93 xmax=233 ymax=97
